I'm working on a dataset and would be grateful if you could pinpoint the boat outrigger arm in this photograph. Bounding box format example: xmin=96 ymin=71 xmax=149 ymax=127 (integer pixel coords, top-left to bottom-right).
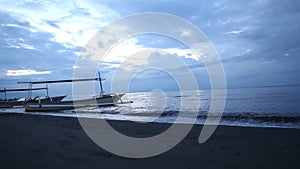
xmin=17 ymin=78 xmax=104 ymax=84
xmin=18 ymin=72 xmax=106 ymax=96
xmin=18 ymin=77 xmax=105 ymax=96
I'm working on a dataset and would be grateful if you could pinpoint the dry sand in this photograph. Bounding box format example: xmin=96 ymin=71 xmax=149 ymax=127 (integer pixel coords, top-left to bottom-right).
xmin=0 ymin=113 xmax=299 ymax=169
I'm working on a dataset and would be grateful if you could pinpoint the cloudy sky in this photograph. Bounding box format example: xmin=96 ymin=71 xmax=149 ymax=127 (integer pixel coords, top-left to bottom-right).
xmin=0 ymin=0 xmax=299 ymax=95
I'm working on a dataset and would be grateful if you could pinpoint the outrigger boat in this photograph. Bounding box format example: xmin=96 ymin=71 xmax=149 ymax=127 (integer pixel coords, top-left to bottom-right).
xmin=24 ymin=93 xmax=125 ymax=112
xmin=0 ymin=87 xmax=66 ymax=108
xmin=21 ymin=72 xmax=129 ymax=112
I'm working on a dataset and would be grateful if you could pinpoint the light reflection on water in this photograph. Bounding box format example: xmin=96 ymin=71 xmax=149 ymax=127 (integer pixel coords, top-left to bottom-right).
xmin=1 ymin=86 xmax=300 ymax=129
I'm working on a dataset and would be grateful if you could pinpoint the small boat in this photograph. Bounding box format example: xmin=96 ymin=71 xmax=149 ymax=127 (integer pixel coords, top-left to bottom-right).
xmin=0 ymin=98 xmax=23 ymax=108
xmin=21 ymin=72 xmax=131 ymax=112
xmin=0 ymin=87 xmax=66 ymax=108
xmin=24 ymin=93 xmax=125 ymax=112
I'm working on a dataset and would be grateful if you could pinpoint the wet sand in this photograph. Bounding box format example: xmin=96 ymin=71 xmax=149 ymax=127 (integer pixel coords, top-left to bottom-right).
xmin=0 ymin=113 xmax=299 ymax=169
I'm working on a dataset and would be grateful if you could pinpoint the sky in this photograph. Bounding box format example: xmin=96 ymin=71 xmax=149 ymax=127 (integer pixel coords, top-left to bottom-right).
xmin=0 ymin=0 xmax=300 ymax=96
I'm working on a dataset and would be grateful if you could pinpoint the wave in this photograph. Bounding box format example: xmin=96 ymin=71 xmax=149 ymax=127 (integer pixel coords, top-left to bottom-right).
xmin=78 ymin=109 xmax=300 ymax=124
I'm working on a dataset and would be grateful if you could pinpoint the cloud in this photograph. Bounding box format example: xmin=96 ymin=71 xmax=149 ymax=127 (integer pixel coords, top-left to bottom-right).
xmin=80 ymin=32 xmax=203 ymax=72
xmin=6 ymin=70 xmax=52 ymax=76
xmin=0 ymin=0 xmax=121 ymax=81
xmin=0 ymin=0 xmax=119 ymax=48
xmin=0 ymin=0 xmax=299 ymax=90
xmin=226 ymin=29 xmax=246 ymax=36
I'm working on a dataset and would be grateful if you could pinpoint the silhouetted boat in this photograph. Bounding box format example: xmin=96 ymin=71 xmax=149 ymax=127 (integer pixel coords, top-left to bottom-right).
xmin=0 ymin=87 xmax=66 ymax=108
xmin=24 ymin=93 xmax=125 ymax=112
xmin=21 ymin=72 xmax=130 ymax=112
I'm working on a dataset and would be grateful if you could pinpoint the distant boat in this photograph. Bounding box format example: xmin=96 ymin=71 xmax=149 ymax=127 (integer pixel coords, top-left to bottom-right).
xmin=0 ymin=87 xmax=66 ymax=108
xmin=21 ymin=72 xmax=131 ymax=112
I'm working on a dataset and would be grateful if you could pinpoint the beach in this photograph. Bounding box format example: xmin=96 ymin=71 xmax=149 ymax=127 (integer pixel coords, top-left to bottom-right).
xmin=0 ymin=113 xmax=299 ymax=169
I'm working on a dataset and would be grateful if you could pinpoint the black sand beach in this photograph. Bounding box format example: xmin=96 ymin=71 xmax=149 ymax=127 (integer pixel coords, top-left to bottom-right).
xmin=0 ymin=113 xmax=299 ymax=169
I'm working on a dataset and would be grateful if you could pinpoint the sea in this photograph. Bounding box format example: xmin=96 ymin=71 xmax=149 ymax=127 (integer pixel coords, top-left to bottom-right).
xmin=1 ymin=85 xmax=300 ymax=129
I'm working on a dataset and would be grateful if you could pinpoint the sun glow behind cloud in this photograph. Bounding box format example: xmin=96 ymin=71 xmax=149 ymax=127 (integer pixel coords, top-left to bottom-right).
xmin=99 ymin=37 xmax=200 ymax=70
xmin=0 ymin=0 xmax=119 ymax=48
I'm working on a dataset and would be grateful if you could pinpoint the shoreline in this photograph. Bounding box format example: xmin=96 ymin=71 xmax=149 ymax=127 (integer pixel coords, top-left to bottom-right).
xmin=0 ymin=113 xmax=300 ymax=169
xmin=1 ymin=110 xmax=300 ymax=129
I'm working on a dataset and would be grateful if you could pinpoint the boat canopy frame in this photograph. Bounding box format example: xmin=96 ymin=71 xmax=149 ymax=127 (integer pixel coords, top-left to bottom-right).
xmin=18 ymin=72 xmax=106 ymax=97
xmin=0 ymin=87 xmax=48 ymax=101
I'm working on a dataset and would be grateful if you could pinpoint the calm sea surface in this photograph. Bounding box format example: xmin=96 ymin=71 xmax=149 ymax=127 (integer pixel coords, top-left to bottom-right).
xmin=1 ymin=86 xmax=300 ymax=128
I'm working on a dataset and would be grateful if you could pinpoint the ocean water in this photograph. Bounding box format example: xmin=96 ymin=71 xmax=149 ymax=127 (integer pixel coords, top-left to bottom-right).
xmin=1 ymin=86 xmax=300 ymax=128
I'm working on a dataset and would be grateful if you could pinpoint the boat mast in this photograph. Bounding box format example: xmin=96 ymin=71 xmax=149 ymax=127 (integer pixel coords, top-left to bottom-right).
xmin=46 ymin=84 xmax=49 ymax=97
xmin=98 ymin=71 xmax=104 ymax=96
xmin=4 ymin=87 xmax=7 ymax=101
xmin=28 ymin=83 xmax=33 ymax=99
